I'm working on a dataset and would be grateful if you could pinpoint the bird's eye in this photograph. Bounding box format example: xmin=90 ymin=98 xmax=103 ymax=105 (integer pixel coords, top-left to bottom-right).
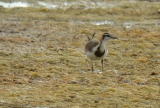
xmin=106 ymin=35 xmax=110 ymax=37
xmin=103 ymin=33 xmax=111 ymax=38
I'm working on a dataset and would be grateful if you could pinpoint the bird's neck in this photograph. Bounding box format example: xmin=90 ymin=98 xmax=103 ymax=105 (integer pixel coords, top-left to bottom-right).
xmin=99 ymin=39 xmax=107 ymax=51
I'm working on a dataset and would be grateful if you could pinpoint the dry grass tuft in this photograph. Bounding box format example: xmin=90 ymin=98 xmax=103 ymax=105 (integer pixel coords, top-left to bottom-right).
xmin=0 ymin=0 xmax=160 ymax=107
xmin=0 ymin=36 xmax=32 ymax=43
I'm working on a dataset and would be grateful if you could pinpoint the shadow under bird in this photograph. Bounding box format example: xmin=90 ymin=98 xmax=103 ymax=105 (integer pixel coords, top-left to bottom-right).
xmin=85 ymin=33 xmax=118 ymax=72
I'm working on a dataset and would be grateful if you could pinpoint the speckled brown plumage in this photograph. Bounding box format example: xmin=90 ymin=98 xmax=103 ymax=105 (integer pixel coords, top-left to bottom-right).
xmin=85 ymin=40 xmax=99 ymax=52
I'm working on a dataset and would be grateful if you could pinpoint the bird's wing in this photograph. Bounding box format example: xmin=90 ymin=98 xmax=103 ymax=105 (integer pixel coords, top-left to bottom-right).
xmin=85 ymin=40 xmax=99 ymax=52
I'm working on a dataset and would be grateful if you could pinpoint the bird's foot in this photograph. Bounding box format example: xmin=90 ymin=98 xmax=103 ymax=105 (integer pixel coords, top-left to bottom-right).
xmin=93 ymin=70 xmax=103 ymax=74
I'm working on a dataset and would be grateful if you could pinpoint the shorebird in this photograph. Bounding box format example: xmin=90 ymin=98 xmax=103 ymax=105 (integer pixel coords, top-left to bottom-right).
xmin=85 ymin=33 xmax=117 ymax=72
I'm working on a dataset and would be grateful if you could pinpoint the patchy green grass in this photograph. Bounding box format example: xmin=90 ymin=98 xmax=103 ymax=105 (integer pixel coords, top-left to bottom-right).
xmin=0 ymin=0 xmax=160 ymax=22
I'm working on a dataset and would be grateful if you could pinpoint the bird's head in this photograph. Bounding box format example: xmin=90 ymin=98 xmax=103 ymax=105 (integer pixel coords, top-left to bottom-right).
xmin=102 ymin=33 xmax=118 ymax=40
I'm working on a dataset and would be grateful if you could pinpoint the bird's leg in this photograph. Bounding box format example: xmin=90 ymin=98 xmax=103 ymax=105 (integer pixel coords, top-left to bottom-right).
xmin=101 ymin=59 xmax=104 ymax=72
xmin=91 ymin=61 xmax=94 ymax=72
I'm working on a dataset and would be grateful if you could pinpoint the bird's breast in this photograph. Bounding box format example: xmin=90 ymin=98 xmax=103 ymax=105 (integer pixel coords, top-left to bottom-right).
xmin=95 ymin=47 xmax=106 ymax=57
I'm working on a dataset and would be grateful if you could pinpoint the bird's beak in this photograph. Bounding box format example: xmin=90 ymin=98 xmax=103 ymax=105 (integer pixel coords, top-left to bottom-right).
xmin=111 ymin=35 xmax=118 ymax=39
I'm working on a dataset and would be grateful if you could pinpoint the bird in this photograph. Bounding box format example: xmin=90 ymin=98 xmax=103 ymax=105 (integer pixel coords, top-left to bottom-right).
xmin=85 ymin=32 xmax=117 ymax=72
